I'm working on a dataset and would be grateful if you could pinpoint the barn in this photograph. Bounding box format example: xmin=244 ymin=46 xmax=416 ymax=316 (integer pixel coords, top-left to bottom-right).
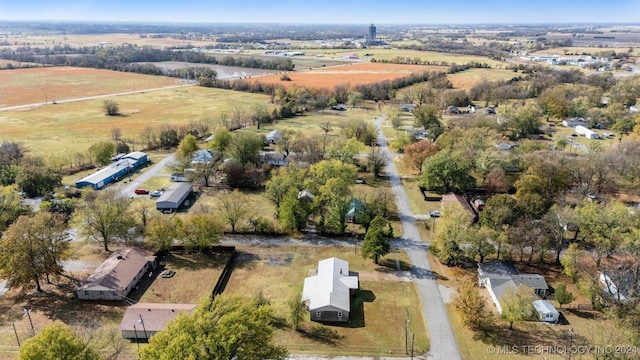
xmin=302 ymin=257 xmax=359 ymax=323
xmin=76 ymin=152 xmax=148 ymax=189
xmin=155 ymin=182 xmax=192 ymax=211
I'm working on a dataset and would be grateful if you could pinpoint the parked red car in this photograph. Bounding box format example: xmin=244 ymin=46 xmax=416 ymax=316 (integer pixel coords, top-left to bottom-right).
xmin=134 ymin=189 xmax=149 ymax=195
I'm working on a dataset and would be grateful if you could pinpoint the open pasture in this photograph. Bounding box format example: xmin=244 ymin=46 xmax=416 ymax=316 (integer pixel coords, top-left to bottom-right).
xmin=0 ymin=86 xmax=273 ymax=157
xmin=250 ymin=62 xmax=448 ymax=90
xmin=0 ymin=66 xmax=181 ymax=108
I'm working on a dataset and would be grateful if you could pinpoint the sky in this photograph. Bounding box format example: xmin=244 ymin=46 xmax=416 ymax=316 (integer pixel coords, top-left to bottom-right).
xmin=0 ymin=0 xmax=638 ymax=24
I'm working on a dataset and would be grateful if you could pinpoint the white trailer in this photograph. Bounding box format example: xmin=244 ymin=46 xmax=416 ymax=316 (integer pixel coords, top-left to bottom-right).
xmin=575 ymin=125 xmax=599 ymax=139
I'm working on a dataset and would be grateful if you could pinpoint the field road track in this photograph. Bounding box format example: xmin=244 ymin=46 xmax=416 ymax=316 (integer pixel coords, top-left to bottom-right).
xmin=0 ymin=83 xmax=195 ymax=112
xmin=373 ymin=116 xmax=462 ymax=360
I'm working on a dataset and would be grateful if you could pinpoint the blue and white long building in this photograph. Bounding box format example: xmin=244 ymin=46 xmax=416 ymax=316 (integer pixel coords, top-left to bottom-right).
xmin=75 ymin=152 xmax=148 ymax=189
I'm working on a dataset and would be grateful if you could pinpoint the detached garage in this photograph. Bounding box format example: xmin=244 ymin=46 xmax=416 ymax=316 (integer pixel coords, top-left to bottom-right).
xmin=156 ymin=183 xmax=192 ymax=211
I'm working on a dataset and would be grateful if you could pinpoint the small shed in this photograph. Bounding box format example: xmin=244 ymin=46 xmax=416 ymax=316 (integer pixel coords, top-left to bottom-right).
xmin=120 ymin=303 xmax=197 ymax=340
xmin=156 ymin=183 xmax=192 ymax=211
xmin=533 ymin=300 xmax=559 ymax=323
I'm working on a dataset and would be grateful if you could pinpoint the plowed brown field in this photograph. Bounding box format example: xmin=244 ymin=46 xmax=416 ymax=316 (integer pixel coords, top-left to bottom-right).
xmin=249 ymin=62 xmax=448 ymax=89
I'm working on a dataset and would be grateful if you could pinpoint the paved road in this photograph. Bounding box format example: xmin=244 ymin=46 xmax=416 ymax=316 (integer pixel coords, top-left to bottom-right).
xmin=117 ymin=154 xmax=176 ymax=198
xmin=373 ymin=116 xmax=461 ymax=360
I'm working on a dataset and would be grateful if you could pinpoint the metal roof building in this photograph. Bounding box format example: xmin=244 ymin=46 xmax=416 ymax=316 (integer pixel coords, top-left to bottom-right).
xmin=302 ymin=257 xmax=359 ymax=323
xmin=76 ymin=152 xmax=148 ymax=189
xmin=155 ymin=182 xmax=192 ymax=211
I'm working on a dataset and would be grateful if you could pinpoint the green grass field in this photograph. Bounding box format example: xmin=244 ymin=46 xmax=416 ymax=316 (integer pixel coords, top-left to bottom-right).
xmin=224 ymin=245 xmax=428 ymax=357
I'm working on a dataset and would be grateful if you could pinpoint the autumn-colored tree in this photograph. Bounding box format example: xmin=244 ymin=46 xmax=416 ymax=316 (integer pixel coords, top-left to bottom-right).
xmin=501 ymin=284 xmax=536 ymax=329
xmin=0 ymin=212 xmax=70 ymax=292
xmin=402 ymin=140 xmax=438 ymax=172
xmin=453 ymin=276 xmax=493 ymax=330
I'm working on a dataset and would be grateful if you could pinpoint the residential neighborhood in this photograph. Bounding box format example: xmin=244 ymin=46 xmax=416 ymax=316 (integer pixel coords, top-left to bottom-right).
xmin=0 ymin=11 xmax=640 ymax=360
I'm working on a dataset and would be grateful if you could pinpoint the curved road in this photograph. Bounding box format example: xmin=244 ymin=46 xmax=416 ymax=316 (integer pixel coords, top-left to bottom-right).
xmin=374 ymin=116 xmax=461 ymax=360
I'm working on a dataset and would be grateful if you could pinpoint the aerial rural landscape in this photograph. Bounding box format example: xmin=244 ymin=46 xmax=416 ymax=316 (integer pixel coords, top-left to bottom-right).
xmin=1 ymin=1 xmax=640 ymax=360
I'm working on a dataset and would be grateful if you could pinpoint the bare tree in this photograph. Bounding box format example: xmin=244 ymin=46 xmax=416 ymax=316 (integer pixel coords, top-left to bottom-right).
xmin=111 ymin=128 xmax=122 ymax=142
xmin=218 ymin=190 xmax=248 ymax=233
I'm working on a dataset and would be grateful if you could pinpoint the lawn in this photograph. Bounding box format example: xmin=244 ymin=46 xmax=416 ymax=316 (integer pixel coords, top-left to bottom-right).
xmin=223 ymin=245 xmax=428 ymax=357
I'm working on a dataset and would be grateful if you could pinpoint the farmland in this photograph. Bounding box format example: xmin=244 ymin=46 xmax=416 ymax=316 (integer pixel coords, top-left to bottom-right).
xmin=0 ymin=66 xmax=182 ymax=108
xmin=250 ymin=62 xmax=448 ymax=89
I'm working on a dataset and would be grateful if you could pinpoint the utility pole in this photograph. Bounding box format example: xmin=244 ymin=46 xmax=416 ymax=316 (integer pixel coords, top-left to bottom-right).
xmin=12 ymin=323 xmax=20 ymax=347
xmin=24 ymin=308 xmax=34 ymax=335
xmin=405 ymin=318 xmax=409 ymax=354
xmin=411 ymin=333 xmax=415 ymax=359
xmin=139 ymin=314 xmax=148 ymax=340
xmin=133 ymin=325 xmax=140 ymax=352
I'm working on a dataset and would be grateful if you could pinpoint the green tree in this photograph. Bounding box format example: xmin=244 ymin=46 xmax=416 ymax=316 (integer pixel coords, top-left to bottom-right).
xmin=102 ymin=99 xmax=119 ymax=116
xmin=361 ymin=215 xmax=392 ymax=264
xmin=286 ymin=293 xmax=306 ymax=331
xmin=419 ymin=150 xmax=475 ymax=193
xmin=266 ymin=166 xmax=307 ymax=209
xmin=310 ymin=159 xmax=358 ymax=186
xmin=141 ymin=295 xmax=287 ymax=360
xmin=502 ymin=102 xmax=542 ymax=139
xmin=229 ymin=132 xmax=263 ymax=169
xmin=251 ymin=103 xmax=272 ymax=129
xmin=15 ymin=163 xmax=62 ymax=198
xmin=575 ymin=200 xmax=637 ymax=268
xmin=327 ymin=138 xmax=361 ymax=164
xmin=554 ymin=283 xmax=574 ymax=309
xmin=413 ymin=104 xmax=443 ymax=136
xmin=73 ymin=189 xmax=136 ymax=252
xmin=432 ymin=202 xmax=469 ymax=266
xmin=561 ymin=243 xmax=584 ymax=283
xmin=208 ymin=127 xmax=232 ymax=159
xmin=0 ymin=185 xmax=29 ymax=233
xmin=218 ymin=190 xmax=248 ymax=233
xmin=501 ymin=284 xmax=535 ymax=329
xmin=177 ymin=213 xmax=223 ymax=250
xmin=278 ymin=189 xmax=311 ymax=232
xmin=177 ymin=134 xmax=198 ymax=163
xmin=88 ymin=142 xmax=116 ymax=166
xmin=612 ymin=116 xmax=635 ymax=143
xmin=347 ymin=91 xmax=364 ymax=108
xmin=0 ymin=213 xmax=70 ymax=292
xmin=20 ymin=322 xmax=101 ymax=360
xmin=465 ymin=225 xmax=496 ymax=263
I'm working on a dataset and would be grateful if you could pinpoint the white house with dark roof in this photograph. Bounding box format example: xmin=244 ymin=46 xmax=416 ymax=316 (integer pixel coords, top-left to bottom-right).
xmin=302 ymin=257 xmax=359 ymax=323
xmin=75 ymin=247 xmax=156 ymax=301
xmin=478 ymin=260 xmax=549 ymax=314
